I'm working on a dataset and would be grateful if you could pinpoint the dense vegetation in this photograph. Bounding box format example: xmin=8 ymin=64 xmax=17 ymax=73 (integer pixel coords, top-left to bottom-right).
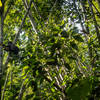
xmin=0 ymin=0 xmax=100 ymax=100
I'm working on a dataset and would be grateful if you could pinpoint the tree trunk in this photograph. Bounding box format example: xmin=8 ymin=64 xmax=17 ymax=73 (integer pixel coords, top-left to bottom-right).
xmin=0 ymin=2 xmax=4 ymax=99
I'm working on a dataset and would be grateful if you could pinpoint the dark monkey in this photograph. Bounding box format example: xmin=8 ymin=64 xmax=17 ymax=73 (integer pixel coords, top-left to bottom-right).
xmin=0 ymin=41 xmax=19 ymax=55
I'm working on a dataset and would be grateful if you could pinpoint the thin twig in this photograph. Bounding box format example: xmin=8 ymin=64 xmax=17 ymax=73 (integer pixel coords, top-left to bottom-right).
xmin=43 ymin=75 xmax=67 ymax=97
xmin=4 ymin=4 xmax=11 ymax=20
xmin=1 ymin=72 xmax=10 ymax=100
xmin=18 ymin=77 xmax=28 ymax=100
xmin=32 ymin=1 xmax=42 ymax=19
xmin=47 ymin=0 xmax=58 ymax=22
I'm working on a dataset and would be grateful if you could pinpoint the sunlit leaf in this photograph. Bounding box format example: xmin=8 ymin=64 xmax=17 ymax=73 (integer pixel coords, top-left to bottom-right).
xmin=0 ymin=0 xmax=2 ymax=7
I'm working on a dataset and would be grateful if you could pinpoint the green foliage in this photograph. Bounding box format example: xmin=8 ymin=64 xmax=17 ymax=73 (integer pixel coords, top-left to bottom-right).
xmin=73 ymin=35 xmax=84 ymax=42
xmin=61 ymin=31 xmax=69 ymax=38
xmin=70 ymin=41 xmax=78 ymax=50
xmin=0 ymin=0 xmax=100 ymax=100
xmin=67 ymin=78 xmax=92 ymax=100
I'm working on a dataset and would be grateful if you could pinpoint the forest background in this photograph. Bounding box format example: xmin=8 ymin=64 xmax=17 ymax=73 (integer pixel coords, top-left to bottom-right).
xmin=0 ymin=0 xmax=100 ymax=100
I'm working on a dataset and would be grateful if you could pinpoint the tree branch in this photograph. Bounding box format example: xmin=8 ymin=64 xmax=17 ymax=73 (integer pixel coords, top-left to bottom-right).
xmin=88 ymin=0 xmax=100 ymax=44
xmin=43 ymin=74 xmax=67 ymax=97
xmin=4 ymin=0 xmax=33 ymax=70
xmin=22 ymin=0 xmax=38 ymax=34
xmin=90 ymin=0 xmax=100 ymax=17
xmin=18 ymin=78 xmax=28 ymax=100
xmin=0 ymin=2 xmax=4 ymax=99
xmin=1 ymin=72 xmax=10 ymax=100
xmin=4 ymin=4 xmax=11 ymax=20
